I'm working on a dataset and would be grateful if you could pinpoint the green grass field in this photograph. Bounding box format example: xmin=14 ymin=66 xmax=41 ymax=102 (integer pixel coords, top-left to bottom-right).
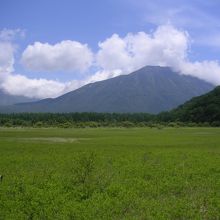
xmin=1 ymin=127 xmax=220 ymax=219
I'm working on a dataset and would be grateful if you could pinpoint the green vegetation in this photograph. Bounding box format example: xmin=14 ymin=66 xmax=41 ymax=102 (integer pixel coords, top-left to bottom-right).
xmin=1 ymin=127 xmax=220 ymax=219
xmin=0 ymin=112 xmax=155 ymax=128
xmin=0 ymin=111 xmax=218 ymax=128
xmin=169 ymin=86 xmax=220 ymax=125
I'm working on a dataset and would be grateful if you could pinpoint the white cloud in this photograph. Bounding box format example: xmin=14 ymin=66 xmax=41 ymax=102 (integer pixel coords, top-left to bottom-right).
xmin=0 ymin=29 xmax=24 ymax=73
xmin=0 ymin=30 xmax=84 ymax=99
xmin=95 ymin=25 xmax=220 ymax=85
xmin=21 ymin=40 xmax=93 ymax=72
xmin=0 ymin=69 xmax=86 ymax=99
xmin=1 ymin=74 xmax=66 ymax=98
xmin=87 ymin=69 xmax=122 ymax=83
xmin=96 ymin=24 xmax=189 ymax=74
xmin=179 ymin=60 xmax=220 ymax=85
xmin=97 ymin=34 xmax=133 ymax=73
xmin=0 ymin=42 xmax=15 ymax=73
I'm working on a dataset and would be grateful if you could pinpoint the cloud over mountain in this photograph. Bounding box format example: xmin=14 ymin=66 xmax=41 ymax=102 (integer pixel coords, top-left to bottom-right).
xmin=96 ymin=25 xmax=220 ymax=85
xmin=97 ymin=25 xmax=188 ymax=73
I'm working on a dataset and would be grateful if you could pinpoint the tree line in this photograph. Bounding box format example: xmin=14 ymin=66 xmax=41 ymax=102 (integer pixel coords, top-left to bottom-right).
xmin=0 ymin=112 xmax=219 ymax=128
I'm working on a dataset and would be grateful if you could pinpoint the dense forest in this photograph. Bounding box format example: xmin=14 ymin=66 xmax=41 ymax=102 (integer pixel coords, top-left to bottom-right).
xmin=0 ymin=112 xmax=156 ymax=128
xmin=0 ymin=86 xmax=220 ymax=128
xmin=169 ymin=86 xmax=220 ymax=125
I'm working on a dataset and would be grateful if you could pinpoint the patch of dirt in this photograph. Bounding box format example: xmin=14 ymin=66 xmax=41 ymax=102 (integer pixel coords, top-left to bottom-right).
xmin=16 ymin=137 xmax=86 ymax=143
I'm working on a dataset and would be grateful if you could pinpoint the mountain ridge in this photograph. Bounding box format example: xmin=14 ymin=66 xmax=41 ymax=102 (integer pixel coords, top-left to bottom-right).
xmin=0 ymin=66 xmax=214 ymax=113
xmin=168 ymin=85 xmax=220 ymax=123
xmin=0 ymin=89 xmax=37 ymax=106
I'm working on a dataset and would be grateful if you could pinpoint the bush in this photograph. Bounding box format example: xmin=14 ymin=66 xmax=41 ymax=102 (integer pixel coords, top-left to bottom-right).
xmin=168 ymin=122 xmax=179 ymax=128
xmin=86 ymin=121 xmax=99 ymax=128
xmin=34 ymin=121 xmax=44 ymax=128
xmin=4 ymin=121 xmax=13 ymax=127
xmin=211 ymin=121 xmax=220 ymax=127
xmin=59 ymin=122 xmax=72 ymax=128
xmin=121 ymin=121 xmax=135 ymax=128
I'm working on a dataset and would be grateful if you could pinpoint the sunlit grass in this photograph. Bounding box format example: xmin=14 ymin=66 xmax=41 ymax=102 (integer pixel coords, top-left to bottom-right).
xmin=1 ymin=127 xmax=220 ymax=219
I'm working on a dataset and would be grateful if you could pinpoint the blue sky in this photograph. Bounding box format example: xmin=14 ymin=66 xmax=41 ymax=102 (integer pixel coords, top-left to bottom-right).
xmin=0 ymin=0 xmax=220 ymax=98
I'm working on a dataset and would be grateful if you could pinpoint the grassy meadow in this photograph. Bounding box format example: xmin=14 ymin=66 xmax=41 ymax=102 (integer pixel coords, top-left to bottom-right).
xmin=1 ymin=127 xmax=220 ymax=219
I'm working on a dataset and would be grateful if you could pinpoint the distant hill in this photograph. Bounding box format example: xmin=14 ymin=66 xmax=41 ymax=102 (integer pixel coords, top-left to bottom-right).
xmin=0 ymin=66 xmax=214 ymax=113
xmin=0 ymin=90 xmax=37 ymax=106
xmin=169 ymin=86 xmax=220 ymax=123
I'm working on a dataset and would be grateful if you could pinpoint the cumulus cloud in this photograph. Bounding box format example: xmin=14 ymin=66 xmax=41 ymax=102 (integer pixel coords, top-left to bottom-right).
xmin=96 ymin=25 xmax=189 ymax=74
xmin=96 ymin=25 xmax=220 ymax=85
xmin=0 ymin=42 xmax=15 ymax=73
xmin=0 ymin=30 xmax=84 ymax=99
xmin=179 ymin=60 xmax=220 ymax=85
xmin=21 ymin=40 xmax=93 ymax=72
xmin=0 ymin=69 xmax=85 ymax=99
xmin=1 ymin=74 xmax=66 ymax=98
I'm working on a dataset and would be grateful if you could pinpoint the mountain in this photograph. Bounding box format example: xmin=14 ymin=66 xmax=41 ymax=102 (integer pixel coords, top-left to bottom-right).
xmin=0 ymin=66 xmax=214 ymax=113
xmin=0 ymin=90 xmax=37 ymax=106
xmin=169 ymin=86 xmax=220 ymax=123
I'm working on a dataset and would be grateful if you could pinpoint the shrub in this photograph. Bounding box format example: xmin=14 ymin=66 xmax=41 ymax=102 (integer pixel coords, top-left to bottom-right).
xmin=60 ymin=122 xmax=72 ymax=128
xmin=34 ymin=121 xmax=44 ymax=128
xmin=121 ymin=121 xmax=135 ymax=128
